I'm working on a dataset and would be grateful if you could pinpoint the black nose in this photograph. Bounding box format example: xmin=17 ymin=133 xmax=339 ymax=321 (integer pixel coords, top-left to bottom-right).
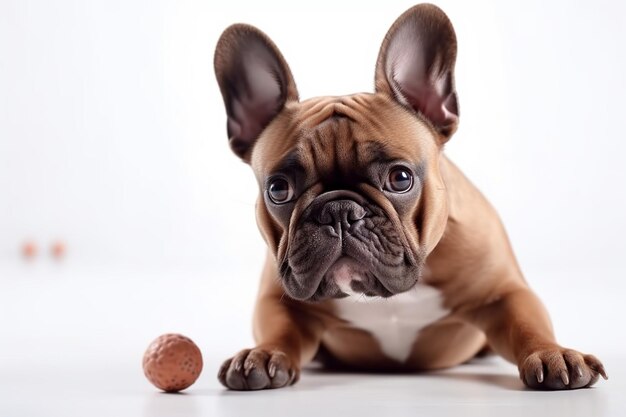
xmin=317 ymin=200 xmax=366 ymax=235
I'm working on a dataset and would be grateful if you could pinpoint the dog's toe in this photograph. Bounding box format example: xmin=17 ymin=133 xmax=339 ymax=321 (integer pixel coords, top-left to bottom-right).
xmin=519 ymin=346 xmax=607 ymax=390
xmin=218 ymin=347 xmax=298 ymax=390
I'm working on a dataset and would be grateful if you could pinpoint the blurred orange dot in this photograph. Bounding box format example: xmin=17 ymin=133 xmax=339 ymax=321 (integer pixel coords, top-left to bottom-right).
xmin=51 ymin=241 xmax=66 ymax=259
xmin=22 ymin=241 xmax=38 ymax=259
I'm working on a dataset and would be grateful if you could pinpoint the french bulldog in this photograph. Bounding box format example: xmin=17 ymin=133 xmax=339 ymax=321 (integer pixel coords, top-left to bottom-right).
xmin=213 ymin=3 xmax=607 ymax=390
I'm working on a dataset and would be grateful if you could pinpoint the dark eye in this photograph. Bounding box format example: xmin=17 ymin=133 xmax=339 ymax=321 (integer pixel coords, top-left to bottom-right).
xmin=268 ymin=178 xmax=294 ymax=204
xmin=385 ymin=167 xmax=413 ymax=193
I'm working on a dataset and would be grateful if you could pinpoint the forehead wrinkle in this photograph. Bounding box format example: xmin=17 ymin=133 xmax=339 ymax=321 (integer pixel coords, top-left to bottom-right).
xmin=319 ymin=120 xmax=338 ymax=177
xmin=334 ymin=117 xmax=357 ymax=176
xmin=356 ymin=140 xmax=397 ymax=166
xmin=288 ymin=118 xmax=338 ymax=182
xmin=298 ymin=98 xmax=338 ymax=128
xmin=292 ymin=127 xmax=323 ymax=179
xmin=333 ymin=94 xmax=389 ymax=137
xmin=268 ymin=149 xmax=304 ymax=175
xmin=297 ymin=118 xmax=404 ymax=182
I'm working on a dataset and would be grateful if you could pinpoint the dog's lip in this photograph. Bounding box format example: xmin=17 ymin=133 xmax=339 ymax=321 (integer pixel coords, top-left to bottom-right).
xmin=330 ymin=254 xmax=420 ymax=296
xmin=325 ymin=256 xmax=360 ymax=275
xmin=283 ymin=266 xmax=326 ymax=300
xmin=322 ymin=256 xmax=396 ymax=297
xmin=324 ymin=257 xmax=362 ymax=293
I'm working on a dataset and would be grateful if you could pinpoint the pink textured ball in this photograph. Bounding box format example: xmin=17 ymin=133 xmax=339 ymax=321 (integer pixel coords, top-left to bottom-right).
xmin=143 ymin=334 xmax=203 ymax=392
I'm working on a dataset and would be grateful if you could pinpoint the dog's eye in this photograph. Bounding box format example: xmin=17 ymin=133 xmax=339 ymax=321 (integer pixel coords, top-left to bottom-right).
xmin=268 ymin=178 xmax=294 ymax=204
xmin=385 ymin=167 xmax=413 ymax=193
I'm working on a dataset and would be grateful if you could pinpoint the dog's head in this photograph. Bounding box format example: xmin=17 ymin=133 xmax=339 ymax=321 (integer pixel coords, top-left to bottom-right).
xmin=214 ymin=4 xmax=458 ymax=301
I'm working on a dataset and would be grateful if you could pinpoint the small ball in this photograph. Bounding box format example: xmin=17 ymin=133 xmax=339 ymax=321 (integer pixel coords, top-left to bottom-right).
xmin=21 ymin=241 xmax=38 ymax=259
xmin=142 ymin=334 xmax=203 ymax=392
xmin=50 ymin=241 xmax=66 ymax=259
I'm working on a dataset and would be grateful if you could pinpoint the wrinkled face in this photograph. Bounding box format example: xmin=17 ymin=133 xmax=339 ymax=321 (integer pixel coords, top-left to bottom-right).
xmin=251 ymin=94 xmax=444 ymax=301
xmin=214 ymin=5 xmax=460 ymax=301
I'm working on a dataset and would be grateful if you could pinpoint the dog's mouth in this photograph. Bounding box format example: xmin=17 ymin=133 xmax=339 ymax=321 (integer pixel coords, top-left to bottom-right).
xmin=319 ymin=256 xmax=398 ymax=299
xmin=281 ymin=249 xmax=420 ymax=302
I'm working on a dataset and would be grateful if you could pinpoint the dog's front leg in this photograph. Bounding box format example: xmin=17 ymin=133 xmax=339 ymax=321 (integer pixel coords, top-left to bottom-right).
xmin=218 ymin=254 xmax=324 ymax=390
xmin=463 ymin=285 xmax=607 ymax=390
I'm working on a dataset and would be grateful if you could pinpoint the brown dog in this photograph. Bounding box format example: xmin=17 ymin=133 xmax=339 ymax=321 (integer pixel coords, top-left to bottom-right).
xmin=214 ymin=4 xmax=607 ymax=390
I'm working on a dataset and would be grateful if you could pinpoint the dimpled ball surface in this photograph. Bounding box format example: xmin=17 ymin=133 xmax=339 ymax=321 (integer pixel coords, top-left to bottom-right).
xmin=142 ymin=333 xmax=203 ymax=392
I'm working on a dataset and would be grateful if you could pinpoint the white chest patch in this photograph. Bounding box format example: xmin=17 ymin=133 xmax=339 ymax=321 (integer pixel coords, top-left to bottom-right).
xmin=332 ymin=284 xmax=450 ymax=363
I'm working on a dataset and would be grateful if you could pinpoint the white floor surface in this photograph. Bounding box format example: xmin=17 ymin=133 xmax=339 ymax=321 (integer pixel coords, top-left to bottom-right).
xmin=0 ymin=263 xmax=622 ymax=416
xmin=1 ymin=355 xmax=623 ymax=417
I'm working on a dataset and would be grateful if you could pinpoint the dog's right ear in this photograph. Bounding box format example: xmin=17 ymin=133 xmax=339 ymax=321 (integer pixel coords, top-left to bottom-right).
xmin=214 ymin=24 xmax=299 ymax=162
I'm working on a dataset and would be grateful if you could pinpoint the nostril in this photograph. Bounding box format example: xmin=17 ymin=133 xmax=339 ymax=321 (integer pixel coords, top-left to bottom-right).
xmin=317 ymin=206 xmax=334 ymax=225
xmin=348 ymin=205 xmax=366 ymax=222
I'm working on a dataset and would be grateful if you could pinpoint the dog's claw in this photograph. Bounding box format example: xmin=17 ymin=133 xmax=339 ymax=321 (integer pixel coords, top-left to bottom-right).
xmin=243 ymin=361 xmax=252 ymax=377
xmin=536 ymin=367 xmax=544 ymax=383
xmin=560 ymin=370 xmax=569 ymax=386
xmin=585 ymin=355 xmax=608 ymax=380
xmin=575 ymin=365 xmax=583 ymax=379
xmin=596 ymin=365 xmax=608 ymax=380
xmin=589 ymin=363 xmax=609 ymax=380
xmin=599 ymin=366 xmax=609 ymax=380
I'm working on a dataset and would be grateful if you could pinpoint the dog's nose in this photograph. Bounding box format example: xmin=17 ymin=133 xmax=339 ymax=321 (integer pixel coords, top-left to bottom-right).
xmin=317 ymin=200 xmax=366 ymax=235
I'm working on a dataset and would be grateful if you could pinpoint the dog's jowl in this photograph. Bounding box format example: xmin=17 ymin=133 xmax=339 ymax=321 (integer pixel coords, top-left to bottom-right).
xmin=214 ymin=4 xmax=607 ymax=391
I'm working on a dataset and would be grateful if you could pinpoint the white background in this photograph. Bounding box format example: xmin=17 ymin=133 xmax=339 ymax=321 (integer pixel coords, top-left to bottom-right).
xmin=1 ymin=0 xmax=625 ymax=396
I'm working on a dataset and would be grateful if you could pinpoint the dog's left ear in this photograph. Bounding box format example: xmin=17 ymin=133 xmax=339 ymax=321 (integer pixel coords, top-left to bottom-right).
xmin=375 ymin=4 xmax=459 ymax=142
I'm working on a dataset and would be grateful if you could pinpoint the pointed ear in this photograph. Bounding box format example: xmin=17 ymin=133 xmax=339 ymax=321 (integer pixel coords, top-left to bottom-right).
xmin=214 ymin=24 xmax=298 ymax=162
xmin=375 ymin=4 xmax=459 ymax=142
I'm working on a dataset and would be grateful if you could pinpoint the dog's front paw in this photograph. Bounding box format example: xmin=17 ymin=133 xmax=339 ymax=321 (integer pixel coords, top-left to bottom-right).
xmin=217 ymin=347 xmax=299 ymax=390
xmin=519 ymin=346 xmax=607 ymax=390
